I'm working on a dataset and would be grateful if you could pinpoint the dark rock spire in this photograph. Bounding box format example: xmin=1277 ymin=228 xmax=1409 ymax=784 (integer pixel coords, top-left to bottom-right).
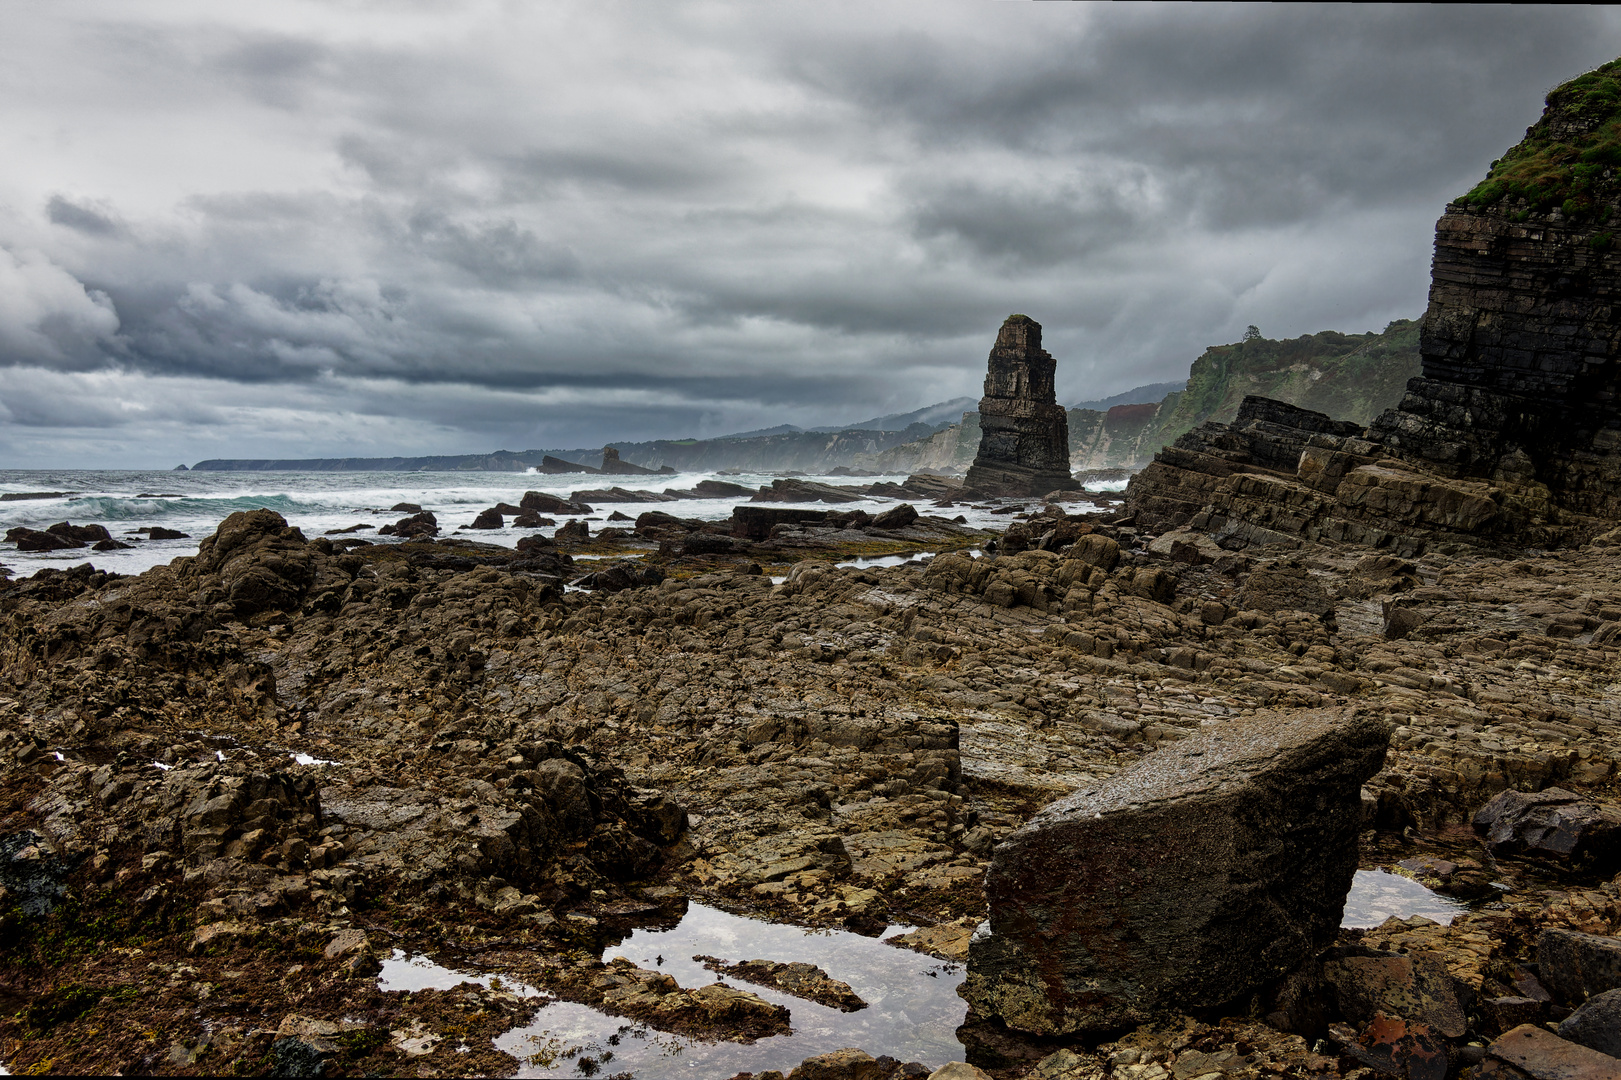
xmin=963 ymin=315 xmax=1073 ymax=496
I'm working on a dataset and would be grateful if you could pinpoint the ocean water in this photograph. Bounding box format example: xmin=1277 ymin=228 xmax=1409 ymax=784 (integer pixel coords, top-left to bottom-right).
xmin=0 ymin=469 xmax=1102 ymax=578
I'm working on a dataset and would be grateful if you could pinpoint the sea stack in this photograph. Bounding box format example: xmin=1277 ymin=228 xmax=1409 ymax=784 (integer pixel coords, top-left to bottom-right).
xmin=963 ymin=314 xmax=1073 ymax=496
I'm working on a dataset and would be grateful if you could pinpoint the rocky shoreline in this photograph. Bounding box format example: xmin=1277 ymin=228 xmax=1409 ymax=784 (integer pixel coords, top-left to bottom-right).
xmin=0 ymin=491 xmax=1618 ymax=1076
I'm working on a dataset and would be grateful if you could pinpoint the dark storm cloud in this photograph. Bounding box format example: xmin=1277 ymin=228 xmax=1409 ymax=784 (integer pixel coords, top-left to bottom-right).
xmin=1 ymin=3 xmax=1619 ymax=465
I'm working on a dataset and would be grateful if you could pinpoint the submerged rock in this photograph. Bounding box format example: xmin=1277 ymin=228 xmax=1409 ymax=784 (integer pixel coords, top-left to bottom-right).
xmin=961 ymin=707 xmax=1389 ymax=1034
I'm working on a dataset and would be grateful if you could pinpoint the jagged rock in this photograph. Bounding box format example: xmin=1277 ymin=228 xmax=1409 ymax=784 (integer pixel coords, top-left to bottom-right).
xmin=555 ymin=519 xmax=589 ymax=541
xmin=1539 ymin=929 xmax=1621 ymax=1005
xmin=469 ymin=508 xmax=504 ymax=529
xmin=750 ymin=478 xmax=868 ymax=504
xmin=188 ymin=509 xmax=317 ymax=616
xmin=378 ymin=510 xmax=438 ymax=539
xmin=600 ymin=446 xmax=672 ymax=476
xmin=1473 ymin=788 xmax=1621 ymax=876
xmin=6 ymin=527 xmax=82 ymax=552
xmin=1235 ymin=560 xmax=1334 ymax=616
xmin=963 ymin=315 xmax=1072 ymax=497
xmin=961 ymin=707 xmax=1389 ymax=1034
xmin=520 ymin=490 xmax=592 ymax=515
xmin=730 ymin=506 xmax=829 ymax=539
xmin=694 ymin=479 xmax=753 ymax=497
xmin=48 ymin=522 xmax=112 ymax=544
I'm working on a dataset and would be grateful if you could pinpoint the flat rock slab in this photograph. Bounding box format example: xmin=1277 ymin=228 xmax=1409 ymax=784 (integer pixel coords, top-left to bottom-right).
xmin=961 ymin=706 xmax=1390 ymax=1034
xmin=1486 ymin=1023 xmax=1621 ymax=1080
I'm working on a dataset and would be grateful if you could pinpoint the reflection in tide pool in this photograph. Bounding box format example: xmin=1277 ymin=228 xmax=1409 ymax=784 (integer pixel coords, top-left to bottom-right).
xmin=495 ymin=903 xmax=967 ymax=1079
xmin=1340 ymin=869 xmax=1471 ymax=929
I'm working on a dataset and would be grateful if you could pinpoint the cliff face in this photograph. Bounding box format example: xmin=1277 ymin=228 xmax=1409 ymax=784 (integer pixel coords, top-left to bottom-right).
xmin=1127 ymin=59 xmax=1621 ymax=552
xmin=1369 ymin=61 xmax=1621 ymax=520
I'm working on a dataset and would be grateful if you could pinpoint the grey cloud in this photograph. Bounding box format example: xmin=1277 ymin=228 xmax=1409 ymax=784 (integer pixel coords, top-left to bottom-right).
xmin=2 ymin=4 xmax=1619 ymax=465
xmin=46 ymin=195 xmax=123 ymax=237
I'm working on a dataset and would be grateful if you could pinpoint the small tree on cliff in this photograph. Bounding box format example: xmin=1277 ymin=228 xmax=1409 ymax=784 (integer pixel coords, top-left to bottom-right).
xmin=1244 ymin=325 xmax=1262 ymax=341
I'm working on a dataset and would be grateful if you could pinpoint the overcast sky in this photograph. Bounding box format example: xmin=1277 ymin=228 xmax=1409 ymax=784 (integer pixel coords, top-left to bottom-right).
xmin=1 ymin=3 xmax=1617 ymax=467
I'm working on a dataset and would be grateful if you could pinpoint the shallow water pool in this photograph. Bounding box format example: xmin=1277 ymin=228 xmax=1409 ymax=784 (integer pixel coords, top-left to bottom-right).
xmin=494 ymin=903 xmax=967 ymax=1079
xmin=1340 ymin=868 xmax=1471 ymax=928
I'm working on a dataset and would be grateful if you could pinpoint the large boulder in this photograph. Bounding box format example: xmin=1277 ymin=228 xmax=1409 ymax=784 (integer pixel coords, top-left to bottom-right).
xmin=1473 ymin=788 xmax=1621 ymax=876
xmin=1559 ymin=988 xmax=1621 ymax=1058
xmin=187 ymin=509 xmax=315 ymax=617
xmin=961 ymin=707 xmax=1390 ymax=1034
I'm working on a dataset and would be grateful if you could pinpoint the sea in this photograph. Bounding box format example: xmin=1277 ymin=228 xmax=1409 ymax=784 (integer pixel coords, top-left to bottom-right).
xmin=0 ymin=469 xmax=1125 ymax=579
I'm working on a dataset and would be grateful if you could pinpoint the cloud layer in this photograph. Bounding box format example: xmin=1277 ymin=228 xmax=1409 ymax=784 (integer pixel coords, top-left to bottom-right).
xmin=1 ymin=3 xmax=1617 ymax=466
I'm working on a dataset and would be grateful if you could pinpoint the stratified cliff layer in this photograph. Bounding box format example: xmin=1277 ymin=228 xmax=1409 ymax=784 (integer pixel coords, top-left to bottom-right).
xmin=962 ymin=315 xmax=1073 ymax=495
xmin=1130 ymin=60 xmax=1621 ymax=552
xmin=1369 ymin=61 xmax=1621 ymax=519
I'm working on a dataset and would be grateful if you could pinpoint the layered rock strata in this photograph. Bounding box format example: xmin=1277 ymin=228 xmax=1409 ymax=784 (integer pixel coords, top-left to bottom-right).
xmin=963 ymin=315 xmax=1073 ymax=496
xmin=961 ymin=707 xmax=1390 ymax=1034
xmin=1129 ymin=63 xmax=1621 ymax=552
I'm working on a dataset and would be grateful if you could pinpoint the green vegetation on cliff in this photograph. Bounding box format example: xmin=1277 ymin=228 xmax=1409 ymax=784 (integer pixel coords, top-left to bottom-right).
xmin=1459 ymin=58 xmax=1621 ymax=220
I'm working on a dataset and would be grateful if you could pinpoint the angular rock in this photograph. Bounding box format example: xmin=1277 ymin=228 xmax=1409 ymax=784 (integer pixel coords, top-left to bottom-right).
xmin=1473 ymin=788 xmax=1621 ymax=876
xmin=538 ymin=455 xmax=596 ymax=474
xmin=1539 ymin=929 xmax=1621 ymax=1005
xmin=693 ymin=479 xmax=753 ymax=498
xmin=1485 ymin=1024 xmax=1621 ymax=1080
xmin=963 ymin=315 xmax=1072 ymax=497
xmin=961 ymin=707 xmax=1390 ymax=1034
xmin=469 ymin=508 xmax=503 ymax=529
xmin=1559 ymin=988 xmax=1621 ymax=1059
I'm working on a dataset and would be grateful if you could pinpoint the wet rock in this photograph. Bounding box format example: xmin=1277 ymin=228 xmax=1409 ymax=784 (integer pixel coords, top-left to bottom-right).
xmin=520 ymin=490 xmax=592 ymax=515
xmin=555 ymin=956 xmax=789 ymax=1042
xmin=1484 ymin=1024 xmax=1621 ymax=1080
xmin=538 ymin=455 xmax=595 ymax=474
xmin=187 ymin=509 xmax=317 ymax=616
xmin=731 ymin=506 xmax=829 ymax=540
xmin=6 ymin=527 xmax=83 ymax=551
xmin=694 ymin=479 xmax=753 ymax=498
xmin=1559 ymin=988 xmax=1621 ymax=1058
xmin=962 ymin=707 xmax=1390 ymax=1034
xmin=556 ymin=519 xmax=590 ymax=541
xmin=378 ymin=510 xmax=438 ymax=539
xmin=750 ymin=478 xmax=868 ymax=504
xmin=1474 ymin=788 xmax=1621 ymax=876
xmin=143 ymin=526 xmax=190 ymax=540
xmin=695 ymin=955 xmax=866 ymax=1011
xmin=470 ymin=508 xmax=503 ymax=529
xmin=870 ymin=504 xmax=919 ymax=531
xmin=1539 ymin=928 xmax=1621 ymax=1004
xmin=963 ymin=315 xmax=1073 ymax=497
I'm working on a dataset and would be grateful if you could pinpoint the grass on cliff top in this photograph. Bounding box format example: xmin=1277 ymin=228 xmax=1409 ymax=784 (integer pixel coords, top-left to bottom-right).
xmin=1459 ymin=58 xmax=1621 ymax=218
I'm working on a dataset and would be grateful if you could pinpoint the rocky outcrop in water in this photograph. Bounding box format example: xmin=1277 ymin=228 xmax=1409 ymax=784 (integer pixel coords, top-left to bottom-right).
xmin=961 ymin=707 xmax=1389 ymax=1034
xmin=963 ymin=316 xmax=1072 ymax=497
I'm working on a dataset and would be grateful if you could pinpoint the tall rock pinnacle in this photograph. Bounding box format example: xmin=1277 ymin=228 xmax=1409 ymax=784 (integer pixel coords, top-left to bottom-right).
xmin=963 ymin=314 xmax=1073 ymax=496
